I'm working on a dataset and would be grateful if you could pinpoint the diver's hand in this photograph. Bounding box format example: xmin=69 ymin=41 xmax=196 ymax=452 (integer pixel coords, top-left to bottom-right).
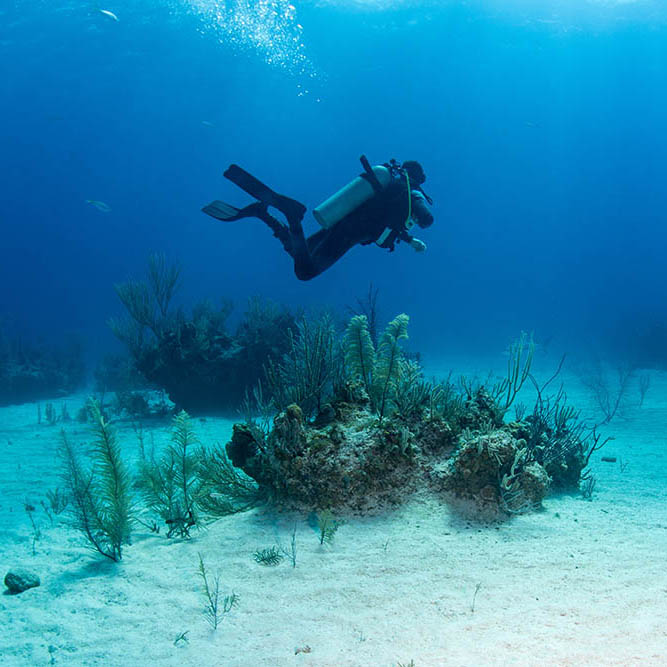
xmin=410 ymin=238 xmax=427 ymax=253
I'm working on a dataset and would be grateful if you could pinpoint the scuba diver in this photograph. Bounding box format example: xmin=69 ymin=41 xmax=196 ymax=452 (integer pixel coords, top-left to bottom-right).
xmin=202 ymin=155 xmax=434 ymax=281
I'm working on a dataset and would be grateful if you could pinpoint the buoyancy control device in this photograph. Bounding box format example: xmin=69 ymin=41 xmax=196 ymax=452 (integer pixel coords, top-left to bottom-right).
xmin=313 ymin=155 xmax=394 ymax=228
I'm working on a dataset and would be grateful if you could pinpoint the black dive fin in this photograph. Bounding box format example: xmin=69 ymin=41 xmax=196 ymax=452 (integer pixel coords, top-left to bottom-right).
xmin=202 ymin=200 xmax=242 ymax=221
xmin=224 ymin=164 xmax=306 ymax=223
xmin=202 ymin=200 xmax=268 ymax=222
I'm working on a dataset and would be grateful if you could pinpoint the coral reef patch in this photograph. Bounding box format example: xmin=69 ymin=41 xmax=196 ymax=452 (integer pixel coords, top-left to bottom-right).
xmin=228 ymin=394 xmax=420 ymax=512
xmin=225 ymin=317 xmax=605 ymax=517
xmin=0 ymin=334 xmax=84 ymax=406
xmin=109 ymin=255 xmax=296 ymax=413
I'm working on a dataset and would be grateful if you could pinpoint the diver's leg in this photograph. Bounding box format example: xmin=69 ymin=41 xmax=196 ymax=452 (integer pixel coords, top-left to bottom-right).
xmin=279 ymin=210 xmax=323 ymax=279
xmin=305 ymin=228 xmax=329 ymax=253
xmin=253 ymin=205 xmax=293 ymax=253
xmin=211 ymin=165 xmax=353 ymax=279
xmin=291 ymin=226 xmax=357 ymax=281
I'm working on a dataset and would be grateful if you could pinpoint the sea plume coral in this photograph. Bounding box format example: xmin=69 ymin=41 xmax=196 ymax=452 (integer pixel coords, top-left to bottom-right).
xmin=59 ymin=400 xmax=134 ymax=561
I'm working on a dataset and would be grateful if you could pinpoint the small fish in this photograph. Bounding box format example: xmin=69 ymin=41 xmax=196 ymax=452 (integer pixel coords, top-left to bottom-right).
xmin=201 ymin=120 xmax=215 ymax=128
xmin=86 ymin=199 xmax=111 ymax=213
xmin=98 ymin=9 xmax=119 ymax=22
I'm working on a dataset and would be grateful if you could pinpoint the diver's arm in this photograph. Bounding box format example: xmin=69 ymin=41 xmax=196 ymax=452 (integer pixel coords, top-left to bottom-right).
xmin=397 ymin=229 xmax=427 ymax=252
xmin=406 ymin=190 xmax=431 ymax=252
xmin=410 ymin=238 xmax=427 ymax=252
xmin=411 ymin=190 xmax=434 ymax=229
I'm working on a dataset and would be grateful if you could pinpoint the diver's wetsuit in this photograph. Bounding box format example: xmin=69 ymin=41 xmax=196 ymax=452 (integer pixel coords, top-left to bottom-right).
xmin=203 ymin=161 xmax=434 ymax=281
xmin=260 ymin=178 xmax=434 ymax=281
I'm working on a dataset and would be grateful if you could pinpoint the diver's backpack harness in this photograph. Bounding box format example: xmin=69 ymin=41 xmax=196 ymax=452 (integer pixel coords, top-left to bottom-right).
xmin=359 ymin=154 xmax=386 ymax=193
xmin=374 ymin=162 xmax=415 ymax=251
xmin=313 ymin=155 xmax=393 ymax=229
xmin=312 ymin=154 xmax=428 ymax=252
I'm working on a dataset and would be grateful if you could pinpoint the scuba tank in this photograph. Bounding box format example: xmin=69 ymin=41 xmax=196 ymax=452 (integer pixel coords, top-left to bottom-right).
xmin=313 ymin=157 xmax=392 ymax=228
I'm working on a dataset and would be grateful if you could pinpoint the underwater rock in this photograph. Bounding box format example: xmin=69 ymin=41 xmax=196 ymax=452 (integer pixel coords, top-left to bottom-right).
xmin=415 ymin=416 xmax=457 ymax=457
xmin=226 ymin=389 xmax=560 ymax=516
xmin=460 ymin=388 xmax=505 ymax=430
xmin=544 ymin=449 xmax=585 ymax=491
xmin=222 ymin=375 xmax=596 ymax=518
xmin=312 ymin=402 xmax=336 ymax=428
xmin=431 ymin=429 xmax=550 ymax=513
xmin=226 ymin=423 xmax=266 ymax=484
xmin=510 ymin=417 xmax=586 ymax=491
xmin=228 ymin=400 xmax=419 ymax=512
xmin=272 ymin=404 xmax=308 ymax=455
xmin=335 ymin=380 xmax=371 ymax=408
xmin=4 ymin=569 xmax=40 ymax=594
xmin=517 ymin=462 xmax=551 ymax=506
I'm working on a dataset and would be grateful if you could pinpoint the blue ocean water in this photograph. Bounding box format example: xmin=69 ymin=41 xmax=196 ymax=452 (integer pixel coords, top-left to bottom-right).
xmin=2 ymin=5 xmax=667 ymax=665
xmin=3 ymin=0 xmax=667 ymax=362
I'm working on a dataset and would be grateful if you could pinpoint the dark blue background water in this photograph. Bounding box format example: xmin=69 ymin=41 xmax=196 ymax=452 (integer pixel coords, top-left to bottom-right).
xmin=2 ymin=0 xmax=666 ymax=365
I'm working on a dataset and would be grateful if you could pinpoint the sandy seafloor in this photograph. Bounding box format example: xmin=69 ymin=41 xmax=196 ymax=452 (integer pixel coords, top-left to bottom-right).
xmin=1 ymin=360 xmax=666 ymax=667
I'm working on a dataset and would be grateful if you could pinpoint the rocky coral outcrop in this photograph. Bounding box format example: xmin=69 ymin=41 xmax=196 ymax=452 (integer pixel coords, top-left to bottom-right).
xmin=460 ymin=387 xmax=505 ymax=430
xmin=0 ymin=344 xmax=85 ymax=407
xmin=414 ymin=416 xmax=457 ymax=457
xmin=220 ymin=315 xmax=595 ymax=519
xmin=227 ymin=382 xmax=566 ymax=517
xmin=508 ymin=418 xmax=587 ymax=490
xmin=430 ymin=429 xmax=550 ymax=513
xmin=228 ymin=399 xmax=420 ymax=512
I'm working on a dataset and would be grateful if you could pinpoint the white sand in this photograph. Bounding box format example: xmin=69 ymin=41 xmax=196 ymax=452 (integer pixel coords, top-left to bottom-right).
xmin=1 ymin=370 xmax=666 ymax=666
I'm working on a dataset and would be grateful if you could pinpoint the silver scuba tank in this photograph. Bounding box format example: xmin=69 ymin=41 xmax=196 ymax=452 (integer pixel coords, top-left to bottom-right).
xmin=313 ymin=165 xmax=392 ymax=228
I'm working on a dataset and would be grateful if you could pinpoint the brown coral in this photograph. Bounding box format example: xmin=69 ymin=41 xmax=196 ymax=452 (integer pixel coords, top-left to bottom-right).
xmin=229 ymin=400 xmax=419 ymax=512
xmin=430 ymin=429 xmax=550 ymax=514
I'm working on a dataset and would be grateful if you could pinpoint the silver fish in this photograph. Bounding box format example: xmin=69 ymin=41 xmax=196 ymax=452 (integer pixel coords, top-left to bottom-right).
xmin=86 ymin=199 xmax=111 ymax=213
xmin=99 ymin=9 xmax=119 ymax=22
